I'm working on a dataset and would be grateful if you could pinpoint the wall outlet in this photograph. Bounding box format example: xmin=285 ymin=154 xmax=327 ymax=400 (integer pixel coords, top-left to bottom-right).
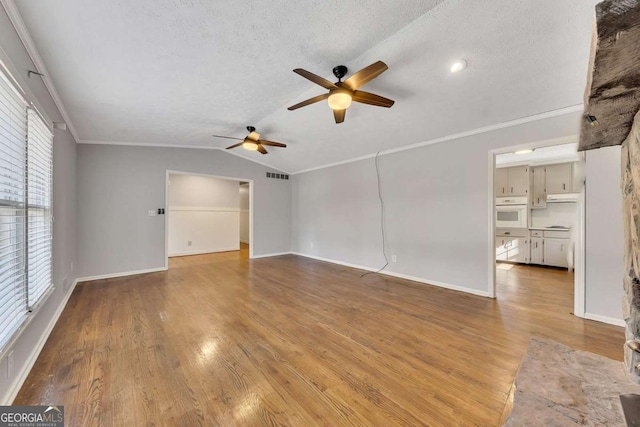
xmin=187 ymin=241 xmax=192 ymax=247
xmin=63 ymin=276 xmax=68 ymax=290
xmin=148 ymin=210 xmax=157 ymax=217
xmin=7 ymin=350 xmax=13 ymax=379
xmin=309 ymin=242 xmax=314 ymax=249
xmin=392 ymin=254 xmax=397 ymax=263
xmin=70 ymin=261 xmax=74 ymax=273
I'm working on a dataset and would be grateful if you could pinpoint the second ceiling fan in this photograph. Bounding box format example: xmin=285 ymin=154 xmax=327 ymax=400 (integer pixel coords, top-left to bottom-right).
xmin=288 ymin=60 xmax=394 ymax=124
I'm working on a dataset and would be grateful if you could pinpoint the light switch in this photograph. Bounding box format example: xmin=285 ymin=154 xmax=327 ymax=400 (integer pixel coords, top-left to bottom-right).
xmin=148 ymin=210 xmax=157 ymax=216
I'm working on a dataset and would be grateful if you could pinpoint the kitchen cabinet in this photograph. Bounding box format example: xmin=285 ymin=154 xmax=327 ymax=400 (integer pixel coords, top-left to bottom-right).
xmin=546 ymin=163 xmax=573 ymax=194
xmin=495 ymin=166 xmax=528 ymax=196
xmin=543 ymin=238 xmax=570 ymax=268
xmin=530 ymin=237 xmax=543 ymax=264
xmin=496 ymin=229 xmax=528 ymax=263
xmin=531 ymin=166 xmax=547 ymax=209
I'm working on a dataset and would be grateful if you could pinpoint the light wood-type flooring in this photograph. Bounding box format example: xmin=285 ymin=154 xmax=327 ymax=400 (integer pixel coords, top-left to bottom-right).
xmin=15 ymin=250 xmax=624 ymax=426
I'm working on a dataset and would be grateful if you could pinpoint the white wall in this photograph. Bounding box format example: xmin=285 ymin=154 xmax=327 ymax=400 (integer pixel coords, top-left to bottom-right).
xmin=240 ymin=183 xmax=250 ymax=243
xmin=292 ymin=111 xmax=625 ymax=323
xmin=168 ymin=174 xmax=240 ymax=256
xmin=76 ymin=144 xmax=290 ymax=278
xmin=0 ymin=5 xmax=77 ymax=403
xmin=585 ymin=146 xmax=624 ymax=323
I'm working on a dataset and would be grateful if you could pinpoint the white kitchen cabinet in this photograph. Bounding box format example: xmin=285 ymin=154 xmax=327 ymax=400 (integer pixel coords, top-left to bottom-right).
xmin=543 ymin=238 xmax=570 ymax=268
xmin=495 ymin=168 xmax=509 ymax=196
xmin=496 ymin=230 xmax=528 ymax=263
xmin=530 ymin=237 xmax=543 ymax=264
xmin=531 ymin=166 xmax=546 ymax=209
xmin=546 ymin=163 xmax=573 ymax=194
xmin=506 ymin=237 xmax=528 ymax=263
xmin=495 ymin=166 xmax=528 ymax=197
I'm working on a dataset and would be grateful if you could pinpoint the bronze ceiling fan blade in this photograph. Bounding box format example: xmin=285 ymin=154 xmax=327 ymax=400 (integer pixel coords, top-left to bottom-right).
xmin=343 ymin=61 xmax=388 ymax=90
xmin=225 ymin=142 xmax=244 ymax=149
xmin=293 ymin=69 xmax=338 ymax=90
xmin=213 ymin=134 xmax=244 ymax=141
xmin=258 ymin=140 xmax=287 ymax=147
xmin=288 ymin=93 xmax=329 ymax=111
xmin=352 ymin=90 xmax=395 ymax=108
xmin=333 ymin=108 xmax=345 ymax=124
xmin=257 ymin=145 xmax=268 ymax=154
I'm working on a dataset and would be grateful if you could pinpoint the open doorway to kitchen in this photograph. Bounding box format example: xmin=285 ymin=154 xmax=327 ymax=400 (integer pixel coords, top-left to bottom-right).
xmin=489 ymin=138 xmax=586 ymax=318
xmin=164 ymin=171 xmax=253 ymax=267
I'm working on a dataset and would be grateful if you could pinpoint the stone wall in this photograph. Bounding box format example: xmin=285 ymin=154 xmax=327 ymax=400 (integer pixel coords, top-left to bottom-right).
xmin=621 ymin=109 xmax=640 ymax=381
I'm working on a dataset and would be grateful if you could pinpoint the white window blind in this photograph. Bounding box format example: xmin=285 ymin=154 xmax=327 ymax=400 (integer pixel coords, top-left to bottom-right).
xmin=26 ymin=109 xmax=52 ymax=307
xmin=0 ymin=70 xmax=27 ymax=350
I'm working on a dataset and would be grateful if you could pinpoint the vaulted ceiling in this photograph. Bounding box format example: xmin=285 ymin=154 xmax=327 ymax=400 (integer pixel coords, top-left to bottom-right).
xmin=14 ymin=0 xmax=598 ymax=173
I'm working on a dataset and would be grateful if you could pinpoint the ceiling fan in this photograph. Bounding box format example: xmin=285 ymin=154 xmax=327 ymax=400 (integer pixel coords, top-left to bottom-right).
xmin=288 ymin=60 xmax=395 ymax=124
xmin=212 ymin=126 xmax=287 ymax=155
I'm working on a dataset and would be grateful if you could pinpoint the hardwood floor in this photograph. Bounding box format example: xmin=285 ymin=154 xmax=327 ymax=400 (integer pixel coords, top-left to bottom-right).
xmin=15 ymin=252 xmax=623 ymax=426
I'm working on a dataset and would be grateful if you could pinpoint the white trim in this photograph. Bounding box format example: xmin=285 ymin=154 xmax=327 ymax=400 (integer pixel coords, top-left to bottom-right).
xmin=165 ymin=171 xmax=255 ymax=264
xmin=76 ymin=267 xmax=167 ymax=283
xmin=169 ymin=247 xmax=240 ymax=257
xmin=293 ymin=105 xmax=584 ymax=175
xmin=240 ymin=239 xmax=250 ymax=244
xmin=584 ymin=313 xmax=626 ymax=327
xmin=2 ymin=279 xmax=79 ymax=405
xmin=574 ymin=155 xmax=587 ymax=317
xmin=1 ymin=0 xmax=80 ymax=142
xmin=168 ymin=206 xmax=241 ymax=212
xmin=292 ymin=252 xmax=490 ymax=297
xmin=251 ymin=251 xmax=292 ymax=259
xmin=82 ymin=140 xmax=291 ymax=174
xmin=488 ymin=135 xmax=587 ymax=317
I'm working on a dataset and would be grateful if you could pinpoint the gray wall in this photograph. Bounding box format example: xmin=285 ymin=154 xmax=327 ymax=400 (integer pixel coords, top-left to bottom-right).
xmin=585 ymin=146 xmax=623 ymax=322
xmin=76 ymin=144 xmax=290 ymax=277
xmin=168 ymin=173 xmax=239 ymax=208
xmin=292 ymin=111 xmax=625 ymax=322
xmin=0 ymin=5 xmax=77 ymax=403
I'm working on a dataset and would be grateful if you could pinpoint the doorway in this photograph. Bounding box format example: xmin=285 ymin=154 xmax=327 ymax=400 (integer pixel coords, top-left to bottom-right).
xmin=164 ymin=171 xmax=253 ymax=267
xmin=488 ymin=137 xmax=586 ymax=318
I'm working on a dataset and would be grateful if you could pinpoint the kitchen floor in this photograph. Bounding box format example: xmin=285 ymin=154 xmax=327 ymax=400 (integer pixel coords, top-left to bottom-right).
xmin=496 ymin=262 xmax=574 ymax=315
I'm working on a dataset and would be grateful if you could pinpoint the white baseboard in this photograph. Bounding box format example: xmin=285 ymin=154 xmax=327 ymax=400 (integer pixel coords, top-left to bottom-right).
xmin=168 ymin=246 xmax=239 ymax=257
xmin=2 ymin=279 xmax=79 ymax=405
xmin=292 ymin=252 xmax=490 ymax=297
xmin=584 ymin=312 xmax=626 ymax=327
xmin=76 ymin=266 xmax=168 ymax=283
xmin=251 ymin=251 xmax=293 ymax=259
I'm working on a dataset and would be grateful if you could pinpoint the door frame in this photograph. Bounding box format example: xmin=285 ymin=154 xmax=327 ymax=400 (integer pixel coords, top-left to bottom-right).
xmin=487 ymin=135 xmax=586 ymax=318
xmin=164 ymin=170 xmax=254 ymax=268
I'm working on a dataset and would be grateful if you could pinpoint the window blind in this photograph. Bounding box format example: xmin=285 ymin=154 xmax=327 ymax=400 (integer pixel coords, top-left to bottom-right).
xmin=26 ymin=108 xmax=53 ymax=307
xmin=0 ymin=70 xmax=27 ymax=350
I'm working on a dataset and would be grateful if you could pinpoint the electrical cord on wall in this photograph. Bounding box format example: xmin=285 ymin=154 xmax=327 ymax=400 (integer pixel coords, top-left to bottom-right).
xmin=361 ymin=152 xmax=389 ymax=278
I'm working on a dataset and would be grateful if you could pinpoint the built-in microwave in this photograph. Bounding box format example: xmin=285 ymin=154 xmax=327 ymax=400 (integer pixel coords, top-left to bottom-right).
xmin=496 ymin=197 xmax=528 ymax=228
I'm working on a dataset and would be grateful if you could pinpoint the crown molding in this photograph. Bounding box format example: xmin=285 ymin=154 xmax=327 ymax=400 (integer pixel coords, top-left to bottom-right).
xmin=292 ymin=104 xmax=585 ymax=175
xmin=79 ymin=139 xmax=291 ymax=173
xmin=1 ymin=0 xmax=80 ymax=143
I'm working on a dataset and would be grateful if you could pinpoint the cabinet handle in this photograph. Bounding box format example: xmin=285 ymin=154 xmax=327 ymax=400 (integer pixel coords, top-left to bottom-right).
xmin=563 ymin=183 xmax=566 ymax=190
xmin=537 ymin=197 xmax=539 ymax=204
xmin=511 ymin=186 xmax=513 ymax=193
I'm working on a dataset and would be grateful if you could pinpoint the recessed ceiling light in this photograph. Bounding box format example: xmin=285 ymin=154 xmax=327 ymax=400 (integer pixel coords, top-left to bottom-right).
xmin=450 ymin=60 xmax=467 ymax=73
xmin=514 ymin=149 xmax=534 ymax=155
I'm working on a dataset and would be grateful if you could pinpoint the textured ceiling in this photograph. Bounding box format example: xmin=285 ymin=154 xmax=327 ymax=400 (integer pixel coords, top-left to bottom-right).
xmin=15 ymin=0 xmax=598 ymax=173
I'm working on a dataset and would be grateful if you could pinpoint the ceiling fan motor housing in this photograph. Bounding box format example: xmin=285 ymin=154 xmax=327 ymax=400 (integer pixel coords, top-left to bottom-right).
xmin=333 ymin=65 xmax=348 ymax=81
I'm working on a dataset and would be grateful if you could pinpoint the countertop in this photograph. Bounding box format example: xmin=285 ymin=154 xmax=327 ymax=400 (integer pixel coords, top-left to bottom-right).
xmin=529 ymin=227 xmax=571 ymax=231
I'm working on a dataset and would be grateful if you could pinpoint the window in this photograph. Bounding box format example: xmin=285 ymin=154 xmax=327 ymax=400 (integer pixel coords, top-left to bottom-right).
xmin=0 ymin=68 xmax=53 ymax=352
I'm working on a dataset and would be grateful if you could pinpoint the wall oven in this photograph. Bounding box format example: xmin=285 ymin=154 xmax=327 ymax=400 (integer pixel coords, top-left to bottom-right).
xmin=496 ymin=197 xmax=528 ymax=228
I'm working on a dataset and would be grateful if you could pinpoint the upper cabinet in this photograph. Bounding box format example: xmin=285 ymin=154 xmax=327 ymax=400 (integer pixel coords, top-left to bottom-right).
xmin=531 ymin=166 xmax=547 ymax=208
xmin=545 ymin=163 xmax=573 ymax=194
xmin=495 ymin=166 xmax=528 ymax=197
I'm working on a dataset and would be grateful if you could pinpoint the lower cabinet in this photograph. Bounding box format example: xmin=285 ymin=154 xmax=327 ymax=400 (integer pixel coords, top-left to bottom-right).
xmin=530 ymin=237 xmax=543 ymax=264
xmin=496 ymin=229 xmax=528 ymax=263
xmin=543 ymin=238 xmax=570 ymax=268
